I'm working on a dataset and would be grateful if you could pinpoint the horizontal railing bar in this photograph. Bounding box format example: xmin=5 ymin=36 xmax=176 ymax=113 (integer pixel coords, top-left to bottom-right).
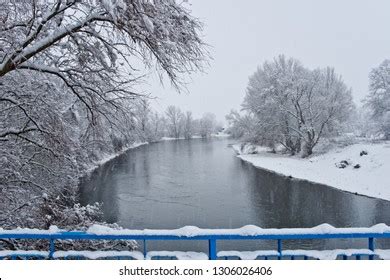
xmin=1 ymin=228 xmax=389 ymax=260
xmin=1 ymin=232 xmax=390 ymax=240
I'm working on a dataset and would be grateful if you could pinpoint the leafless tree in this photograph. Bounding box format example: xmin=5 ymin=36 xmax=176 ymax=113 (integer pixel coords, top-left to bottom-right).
xmin=240 ymin=55 xmax=354 ymax=157
xmin=364 ymin=59 xmax=390 ymax=139
xmin=0 ymin=0 xmax=207 ymax=228
xmin=199 ymin=113 xmax=217 ymax=138
xmin=183 ymin=111 xmax=194 ymax=139
xmin=148 ymin=112 xmax=166 ymax=141
xmin=165 ymin=105 xmax=184 ymax=138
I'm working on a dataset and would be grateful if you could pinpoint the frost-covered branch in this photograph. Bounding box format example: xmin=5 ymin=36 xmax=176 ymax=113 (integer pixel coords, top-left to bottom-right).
xmin=0 ymin=0 xmax=208 ymax=230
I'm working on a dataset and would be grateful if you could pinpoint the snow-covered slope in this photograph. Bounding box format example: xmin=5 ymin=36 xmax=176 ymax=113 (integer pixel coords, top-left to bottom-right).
xmin=233 ymin=142 xmax=390 ymax=201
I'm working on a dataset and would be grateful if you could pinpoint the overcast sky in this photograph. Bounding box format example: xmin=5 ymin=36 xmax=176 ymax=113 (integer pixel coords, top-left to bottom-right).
xmin=147 ymin=0 xmax=390 ymax=122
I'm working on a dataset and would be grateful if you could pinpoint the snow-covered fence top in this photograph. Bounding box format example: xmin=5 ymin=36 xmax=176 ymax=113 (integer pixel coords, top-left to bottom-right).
xmin=1 ymin=223 xmax=390 ymax=238
xmin=2 ymin=224 xmax=390 ymax=260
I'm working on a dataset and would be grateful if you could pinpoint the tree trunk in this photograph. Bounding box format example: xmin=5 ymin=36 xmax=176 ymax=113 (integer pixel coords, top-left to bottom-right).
xmin=301 ymin=141 xmax=313 ymax=158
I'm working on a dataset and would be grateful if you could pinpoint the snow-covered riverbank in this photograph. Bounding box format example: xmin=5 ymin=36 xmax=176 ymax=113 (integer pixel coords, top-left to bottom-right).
xmin=233 ymin=142 xmax=390 ymax=201
xmin=86 ymin=142 xmax=148 ymax=174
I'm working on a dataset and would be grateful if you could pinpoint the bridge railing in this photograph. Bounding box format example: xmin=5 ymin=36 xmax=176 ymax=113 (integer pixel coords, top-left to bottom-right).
xmin=1 ymin=224 xmax=390 ymax=260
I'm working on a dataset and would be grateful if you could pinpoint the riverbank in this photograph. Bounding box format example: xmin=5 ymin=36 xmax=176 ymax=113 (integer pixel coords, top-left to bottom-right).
xmin=233 ymin=142 xmax=390 ymax=201
xmin=85 ymin=142 xmax=148 ymax=174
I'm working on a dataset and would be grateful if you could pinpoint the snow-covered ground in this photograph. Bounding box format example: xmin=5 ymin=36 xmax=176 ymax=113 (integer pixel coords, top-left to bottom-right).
xmin=211 ymin=132 xmax=230 ymax=138
xmin=233 ymin=142 xmax=390 ymax=201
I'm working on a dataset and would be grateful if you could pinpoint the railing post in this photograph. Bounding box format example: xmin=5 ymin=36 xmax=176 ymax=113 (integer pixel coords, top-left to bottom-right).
xmin=143 ymin=239 xmax=147 ymax=260
xmin=277 ymin=239 xmax=282 ymax=260
xmin=369 ymin=237 xmax=375 ymax=260
xmin=208 ymin=238 xmax=217 ymax=260
xmin=49 ymin=238 xmax=55 ymax=259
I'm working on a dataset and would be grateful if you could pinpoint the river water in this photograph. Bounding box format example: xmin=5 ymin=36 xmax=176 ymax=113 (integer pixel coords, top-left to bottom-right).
xmin=80 ymin=138 xmax=390 ymax=252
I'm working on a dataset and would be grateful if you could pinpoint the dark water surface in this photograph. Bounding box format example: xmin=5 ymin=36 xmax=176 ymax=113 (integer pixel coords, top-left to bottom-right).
xmin=80 ymin=138 xmax=390 ymax=252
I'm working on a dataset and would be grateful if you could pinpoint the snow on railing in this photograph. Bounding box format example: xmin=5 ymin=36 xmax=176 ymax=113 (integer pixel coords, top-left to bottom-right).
xmin=1 ymin=224 xmax=390 ymax=260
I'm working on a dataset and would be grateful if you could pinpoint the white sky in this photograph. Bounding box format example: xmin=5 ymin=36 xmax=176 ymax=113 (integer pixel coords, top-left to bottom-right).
xmin=146 ymin=0 xmax=390 ymax=122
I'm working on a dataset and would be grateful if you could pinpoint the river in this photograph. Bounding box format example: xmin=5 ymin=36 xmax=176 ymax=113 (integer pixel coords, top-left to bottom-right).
xmin=80 ymin=138 xmax=390 ymax=252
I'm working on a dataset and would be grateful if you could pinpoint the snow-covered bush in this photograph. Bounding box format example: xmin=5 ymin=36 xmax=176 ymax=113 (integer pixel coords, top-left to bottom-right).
xmin=0 ymin=190 xmax=138 ymax=252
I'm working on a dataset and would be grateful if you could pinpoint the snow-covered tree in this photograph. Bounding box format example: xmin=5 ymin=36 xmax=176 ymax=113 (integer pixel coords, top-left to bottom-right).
xmin=239 ymin=55 xmax=354 ymax=157
xmin=1 ymin=0 xmax=206 ymax=137
xmin=183 ymin=111 xmax=194 ymax=139
xmin=199 ymin=113 xmax=217 ymax=138
xmin=0 ymin=0 xmax=207 ymax=228
xmin=165 ymin=105 xmax=184 ymax=138
xmin=365 ymin=59 xmax=390 ymax=139
xmin=152 ymin=112 xmax=167 ymax=141
xmin=225 ymin=110 xmax=275 ymax=147
xmin=136 ymin=99 xmax=151 ymax=134
xmin=0 ymin=0 xmax=206 ymax=79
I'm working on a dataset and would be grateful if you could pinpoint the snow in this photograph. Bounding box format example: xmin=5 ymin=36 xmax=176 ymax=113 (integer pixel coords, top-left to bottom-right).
xmin=146 ymin=251 xmax=208 ymax=260
xmin=374 ymin=249 xmax=390 ymax=260
xmin=233 ymin=143 xmax=269 ymax=155
xmin=0 ymin=226 xmax=62 ymax=235
xmin=0 ymin=249 xmax=386 ymax=259
xmin=218 ymin=250 xmax=279 ymax=260
xmin=1 ymin=223 xmax=390 ymax=237
xmin=218 ymin=249 xmax=374 ymax=260
xmin=53 ymin=250 xmax=144 ymax=260
xmin=11 ymin=15 xmax=100 ymax=66
xmin=233 ymin=142 xmax=390 ymax=201
xmin=142 ymin=15 xmax=154 ymax=32
xmin=85 ymin=223 xmax=390 ymax=237
xmin=219 ymin=249 xmax=377 ymax=260
xmin=0 ymin=250 xmax=48 ymax=258
xmin=161 ymin=137 xmax=186 ymax=141
xmin=0 ymin=249 xmax=388 ymax=259
xmin=211 ymin=132 xmax=230 ymax=138
xmin=86 ymin=142 xmax=148 ymax=173
xmin=97 ymin=141 xmax=148 ymax=165
xmin=282 ymin=249 xmax=373 ymax=260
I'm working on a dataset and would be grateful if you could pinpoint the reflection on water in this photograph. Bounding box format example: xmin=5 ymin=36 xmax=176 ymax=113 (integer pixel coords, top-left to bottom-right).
xmin=80 ymin=138 xmax=390 ymax=251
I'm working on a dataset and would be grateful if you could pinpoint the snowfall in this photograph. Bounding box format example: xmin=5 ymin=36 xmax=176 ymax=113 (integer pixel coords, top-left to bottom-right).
xmin=233 ymin=142 xmax=390 ymax=201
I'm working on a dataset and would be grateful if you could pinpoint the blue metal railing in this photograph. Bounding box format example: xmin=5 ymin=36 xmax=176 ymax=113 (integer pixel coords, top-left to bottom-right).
xmin=1 ymin=225 xmax=390 ymax=260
